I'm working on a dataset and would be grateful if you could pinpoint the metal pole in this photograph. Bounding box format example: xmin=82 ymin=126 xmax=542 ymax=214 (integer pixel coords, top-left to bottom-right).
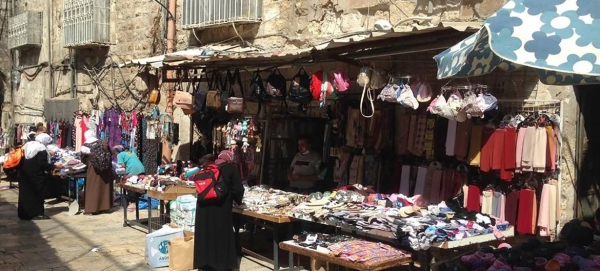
xmin=47 ymin=0 xmax=53 ymax=98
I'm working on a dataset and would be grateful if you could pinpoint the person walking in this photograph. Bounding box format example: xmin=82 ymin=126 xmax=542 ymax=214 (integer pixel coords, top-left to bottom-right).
xmin=18 ymin=133 xmax=62 ymax=220
xmin=193 ymin=151 xmax=245 ymax=271
xmin=81 ymin=131 xmax=114 ymax=215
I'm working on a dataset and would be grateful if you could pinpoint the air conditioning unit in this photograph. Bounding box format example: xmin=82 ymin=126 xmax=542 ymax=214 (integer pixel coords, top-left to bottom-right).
xmin=63 ymin=0 xmax=110 ymax=48
xmin=182 ymin=0 xmax=262 ymax=30
xmin=7 ymin=11 xmax=43 ymax=50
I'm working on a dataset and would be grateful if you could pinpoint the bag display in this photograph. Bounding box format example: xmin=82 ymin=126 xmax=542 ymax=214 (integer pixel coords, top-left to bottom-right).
xmin=289 ymin=68 xmax=312 ymax=103
xmin=206 ymin=72 xmax=222 ymax=110
xmin=227 ymin=98 xmax=244 ymax=113
xmin=193 ymin=164 xmax=228 ymax=202
xmin=174 ymin=91 xmax=194 ymax=112
xmin=88 ymin=141 xmax=112 ymax=172
xmin=193 ymin=75 xmax=207 ymax=113
xmin=148 ymin=89 xmax=160 ymax=104
xmin=333 ymin=68 xmax=350 ymax=92
xmin=226 ymin=69 xmax=245 ymax=114
xmin=266 ymin=68 xmax=286 ymax=99
xmin=250 ymin=69 xmax=266 ymax=101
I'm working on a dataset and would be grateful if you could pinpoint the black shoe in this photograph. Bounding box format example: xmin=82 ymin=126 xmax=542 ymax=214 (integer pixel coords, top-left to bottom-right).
xmin=32 ymin=215 xmax=50 ymax=220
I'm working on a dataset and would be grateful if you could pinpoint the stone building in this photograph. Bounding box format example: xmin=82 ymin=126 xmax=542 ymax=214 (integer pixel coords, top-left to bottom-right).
xmin=0 ymin=0 xmax=589 ymax=227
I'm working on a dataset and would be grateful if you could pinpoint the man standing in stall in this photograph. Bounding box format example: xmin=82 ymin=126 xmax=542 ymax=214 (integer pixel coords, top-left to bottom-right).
xmin=287 ymin=135 xmax=323 ymax=194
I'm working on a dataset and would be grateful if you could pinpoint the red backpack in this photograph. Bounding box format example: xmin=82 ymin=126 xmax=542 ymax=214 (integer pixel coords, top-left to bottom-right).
xmin=193 ymin=164 xmax=228 ymax=202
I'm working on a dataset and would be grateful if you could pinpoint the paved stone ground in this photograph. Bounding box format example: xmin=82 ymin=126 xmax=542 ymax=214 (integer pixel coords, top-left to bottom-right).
xmin=0 ymin=181 xmax=277 ymax=271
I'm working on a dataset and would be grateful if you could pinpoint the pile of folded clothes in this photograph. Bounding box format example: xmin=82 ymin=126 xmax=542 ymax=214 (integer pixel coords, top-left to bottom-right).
xmin=441 ymin=239 xmax=600 ymax=271
xmin=241 ymin=186 xmax=304 ymax=217
xmin=292 ymin=233 xmax=411 ymax=266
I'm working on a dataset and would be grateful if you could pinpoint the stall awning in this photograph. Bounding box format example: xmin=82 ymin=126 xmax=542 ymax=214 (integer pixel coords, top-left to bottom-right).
xmin=434 ymin=0 xmax=600 ymax=85
xmin=121 ymin=22 xmax=481 ymax=69
xmin=119 ymin=45 xmax=312 ymax=69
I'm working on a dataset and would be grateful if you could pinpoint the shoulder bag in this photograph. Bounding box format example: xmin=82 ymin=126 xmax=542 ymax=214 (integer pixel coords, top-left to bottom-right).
xmin=206 ymin=72 xmax=222 ymax=110
xmin=226 ymin=68 xmax=245 ymax=114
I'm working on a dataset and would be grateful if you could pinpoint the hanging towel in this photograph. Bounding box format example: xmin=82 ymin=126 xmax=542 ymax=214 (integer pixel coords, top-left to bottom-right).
xmin=445 ymin=119 xmax=458 ymax=156
xmin=468 ymin=124 xmax=483 ymax=166
xmin=481 ymin=190 xmax=494 ymax=215
xmin=414 ymin=166 xmax=428 ymax=196
xmin=454 ymin=120 xmax=471 ymax=161
xmin=533 ymin=127 xmax=548 ymax=173
xmin=479 ymin=126 xmax=496 ymax=172
xmin=517 ymin=189 xmax=536 ymax=235
xmin=430 ymin=166 xmax=444 ymax=203
xmin=515 ymin=127 xmax=527 ymax=173
xmin=505 ymin=190 xmax=520 ymax=225
xmin=399 ymin=165 xmax=411 ymax=196
xmin=521 ymin=126 xmax=536 ymax=172
xmin=466 ymin=185 xmax=481 ymax=212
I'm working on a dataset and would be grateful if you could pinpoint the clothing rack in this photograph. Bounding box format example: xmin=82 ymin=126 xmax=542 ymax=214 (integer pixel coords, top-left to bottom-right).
xmin=496 ymin=99 xmax=562 ymax=114
xmin=498 ymin=99 xmax=563 ymax=238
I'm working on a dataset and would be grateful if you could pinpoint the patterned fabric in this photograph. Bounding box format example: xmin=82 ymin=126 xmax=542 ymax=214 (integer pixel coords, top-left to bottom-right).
xmin=434 ymin=0 xmax=600 ymax=85
xmin=328 ymin=240 xmax=409 ymax=265
xmin=424 ymin=115 xmax=436 ymax=161
xmin=142 ymin=118 xmax=159 ymax=175
xmin=412 ymin=115 xmax=427 ymax=156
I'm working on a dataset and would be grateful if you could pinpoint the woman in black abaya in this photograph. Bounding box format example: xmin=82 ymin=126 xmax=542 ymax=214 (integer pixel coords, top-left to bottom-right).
xmin=18 ymin=133 xmax=61 ymax=220
xmin=194 ymin=151 xmax=245 ymax=271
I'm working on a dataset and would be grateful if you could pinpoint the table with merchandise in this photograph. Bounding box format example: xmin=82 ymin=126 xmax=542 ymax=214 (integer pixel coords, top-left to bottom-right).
xmin=279 ymin=233 xmax=413 ymax=271
xmin=240 ymin=185 xmax=516 ymax=271
xmin=119 ymin=174 xmax=198 ymax=233
xmin=117 ymin=182 xmax=150 ymax=231
xmin=233 ymin=207 xmax=297 ymax=271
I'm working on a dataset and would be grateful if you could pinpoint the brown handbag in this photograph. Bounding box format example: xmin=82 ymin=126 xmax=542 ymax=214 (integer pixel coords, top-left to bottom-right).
xmin=148 ymin=89 xmax=160 ymax=104
xmin=206 ymin=72 xmax=222 ymax=110
xmin=226 ymin=69 xmax=245 ymax=114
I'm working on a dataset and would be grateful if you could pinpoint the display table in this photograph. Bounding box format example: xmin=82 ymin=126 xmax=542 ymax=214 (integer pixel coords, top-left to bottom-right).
xmin=422 ymin=226 xmax=516 ymax=271
xmin=118 ymin=183 xmax=150 ymax=232
xmin=233 ymin=208 xmax=297 ymax=271
xmin=279 ymin=241 xmax=413 ymax=271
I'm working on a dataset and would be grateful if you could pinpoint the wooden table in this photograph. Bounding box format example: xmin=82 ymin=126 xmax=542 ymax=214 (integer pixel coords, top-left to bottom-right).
xmin=233 ymin=208 xmax=296 ymax=271
xmin=117 ymin=183 xmax=150 ymax=232
xmin=279 ymin=241 xmax=413 ymax=271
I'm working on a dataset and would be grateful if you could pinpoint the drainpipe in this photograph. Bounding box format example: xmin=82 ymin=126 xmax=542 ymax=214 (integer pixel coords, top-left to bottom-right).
xmin=162 ymin=0 xmax=176 ymax=163
xmin=166 ymin=0 xmax=175 ymax=118
xmin=47 ymin=0 xmax=53 ymax=99
xmin=70 ymin=49 xmax=76 ymax=98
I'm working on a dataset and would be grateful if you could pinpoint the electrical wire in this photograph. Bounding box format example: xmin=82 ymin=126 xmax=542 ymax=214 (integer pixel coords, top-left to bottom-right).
xmin=152 ymin=0 xmax=175 ymax=20
xmin=210 ymin=3 xmax=295 ymax=46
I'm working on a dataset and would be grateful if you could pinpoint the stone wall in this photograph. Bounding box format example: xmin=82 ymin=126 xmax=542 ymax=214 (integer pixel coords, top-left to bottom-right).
xmin=0 ymin=0 xmax=10 ymax=129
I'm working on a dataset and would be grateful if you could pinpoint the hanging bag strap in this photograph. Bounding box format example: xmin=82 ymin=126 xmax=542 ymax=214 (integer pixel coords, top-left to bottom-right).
xmin=193 ymin=73 xmax=204 ymax=94
xmin=228 ymin=68 xmax=245 ymax=98
xmin=360 ymin=69 xmax=375 ymax=118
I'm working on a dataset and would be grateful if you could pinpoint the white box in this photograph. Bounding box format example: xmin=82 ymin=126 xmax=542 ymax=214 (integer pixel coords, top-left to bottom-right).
xmin=146 ymin=225 xmax=184 ymax=268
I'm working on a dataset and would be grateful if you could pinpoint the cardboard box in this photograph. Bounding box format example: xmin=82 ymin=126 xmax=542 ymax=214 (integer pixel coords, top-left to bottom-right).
xmin=163 ymin=185 xmax=196 ymax=195
xmin=168 ymin=236 xmax=195 ymax=271
xmin=146 ymin=225 xmax=184 ymax=268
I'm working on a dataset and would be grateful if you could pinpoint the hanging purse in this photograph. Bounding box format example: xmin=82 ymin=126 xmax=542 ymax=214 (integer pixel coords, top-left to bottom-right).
xmin=173 ymin=80 xmax=195 ymax=112
xmin=226 ymin=68 xmax=245 ymax=114
xmin=148 ymin=89 xmax=160 ymax=104
xmin=220 ymin=70 xmax=233 ymax=110
xmin=206 ymin=72 xmax=222 ymax=110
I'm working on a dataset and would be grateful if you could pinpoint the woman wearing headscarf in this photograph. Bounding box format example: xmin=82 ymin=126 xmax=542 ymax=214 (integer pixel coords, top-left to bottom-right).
xmin=194 ymin=150 xmax=245 ymax=271
xmin=81 ymin=130 xmax=113 ymax=215
xmin=18 ymin=133 xmax=62 ymax=220
xmin=112 ymin=145 xmax=145 ymax=212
